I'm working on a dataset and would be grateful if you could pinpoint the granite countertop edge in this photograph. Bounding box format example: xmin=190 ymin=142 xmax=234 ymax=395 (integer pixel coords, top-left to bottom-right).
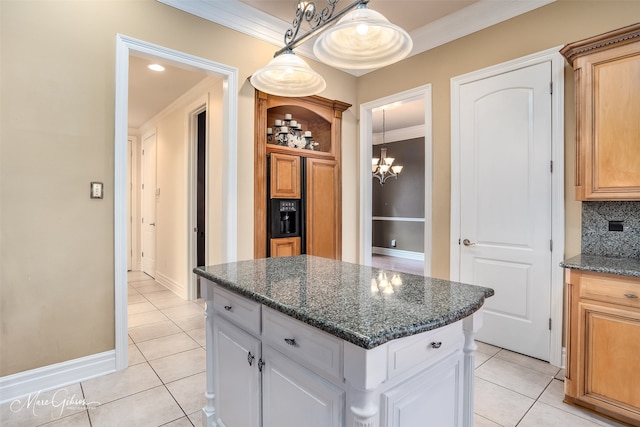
xmin=194 ymin=266 xmax=492 ymax=350
xmin=560 ymin=254 xmax=640 ymax=278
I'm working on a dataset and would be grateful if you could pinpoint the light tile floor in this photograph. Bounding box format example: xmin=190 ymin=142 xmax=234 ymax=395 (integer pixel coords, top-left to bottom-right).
xmin=1 ymin=271 xmax=629 ymax=427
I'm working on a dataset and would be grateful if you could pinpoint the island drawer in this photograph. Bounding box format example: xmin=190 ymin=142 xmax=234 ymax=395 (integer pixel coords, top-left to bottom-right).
xmin=262 ymin=306 xmax=343 ymax=383
xmin=578 ymin=272 xmax=640 ymax=309
xmin=387 ymin=320 xmax=464 ymax=380
xmin=213 ymin=285 xmax=261 ymax=335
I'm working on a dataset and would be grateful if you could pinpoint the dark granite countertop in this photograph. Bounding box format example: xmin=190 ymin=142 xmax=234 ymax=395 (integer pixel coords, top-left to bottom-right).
xmin=561 ymin=254 xmax=640 ymax=278
xmin=193 ymin=255 xmax=494 ymax=350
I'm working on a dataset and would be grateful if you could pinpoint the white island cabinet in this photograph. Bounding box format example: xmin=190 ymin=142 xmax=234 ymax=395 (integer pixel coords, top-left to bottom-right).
xmin=194 ymin=256 xmax=493 ymax=427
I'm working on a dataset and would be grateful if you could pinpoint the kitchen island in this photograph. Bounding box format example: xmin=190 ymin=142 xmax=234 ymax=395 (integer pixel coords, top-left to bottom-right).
xmin=194 ymin=255 xmax=494 ymax=427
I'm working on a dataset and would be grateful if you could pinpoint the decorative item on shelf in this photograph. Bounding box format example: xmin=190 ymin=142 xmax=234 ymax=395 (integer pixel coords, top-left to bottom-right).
xmin=372 ymin=109 xmax=403 ymax=185
xmin=267 ymin=113 xmax=318 ymax=150
xmin=250 ymin=0 xmax=413 ymax=97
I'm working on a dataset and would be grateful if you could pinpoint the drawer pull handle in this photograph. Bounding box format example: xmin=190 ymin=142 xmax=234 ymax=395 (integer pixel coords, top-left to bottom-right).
xmin=430 ymin=341 xmax=443 ymax=349
xmin=224 ymin=305 xmax=232 ymax=311
xmin=284 ymin=338 xmax=297 ymax=347
xmin=624 ymin=293 xmax=638 ymax=299
xmin=247 ymin=351 xmax=255 ymax=366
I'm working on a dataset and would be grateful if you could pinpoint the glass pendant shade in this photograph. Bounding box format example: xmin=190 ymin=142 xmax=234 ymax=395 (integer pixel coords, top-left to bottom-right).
xmin=313 ymin=6 xmax=413 ymax=70
xmin=250 ymin=51 xmax=326 ymax=97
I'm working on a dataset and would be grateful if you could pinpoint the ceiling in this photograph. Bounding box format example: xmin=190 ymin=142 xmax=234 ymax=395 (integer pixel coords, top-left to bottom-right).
xmin=130 ymin=0 xmax=554 ymax=130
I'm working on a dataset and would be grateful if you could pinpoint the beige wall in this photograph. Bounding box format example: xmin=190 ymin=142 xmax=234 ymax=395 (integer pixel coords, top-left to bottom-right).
xmin=0 ymin=0 xmax=357 ymax=376
xmin=357 ymin=0 xmax=640 ymax=279
xmin=2 ymin=0 xmax=638 ymax=378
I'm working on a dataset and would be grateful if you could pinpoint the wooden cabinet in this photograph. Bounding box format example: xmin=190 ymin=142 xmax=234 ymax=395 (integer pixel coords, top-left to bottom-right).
xmin=254 ymin=90 xmax=351 ymax=259
xmin=270 ymin=153 xmax=300 ymax=199
xmin=565 ymin=269 xmax=640 ymax=425
xmin=306 ymin=158 xmax=340 ymax=259
xmin=561 ymin=23 xmax=640 ymax=200
xmin=270 ymin=237 xmax=301 ymax=257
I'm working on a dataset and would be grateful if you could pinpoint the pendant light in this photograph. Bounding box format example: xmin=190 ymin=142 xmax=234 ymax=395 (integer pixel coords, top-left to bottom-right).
xmin=313 ymin=4 xmax=413 ymax=70
xmin=250 ymin=50 xmax=326 ymax=97
xmin=249 ymin=0 xmax=413 ymax=97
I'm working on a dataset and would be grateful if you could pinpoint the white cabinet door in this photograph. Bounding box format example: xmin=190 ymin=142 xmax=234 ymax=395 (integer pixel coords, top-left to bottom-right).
xmin=214 ymin=316 xmax=261 ymax=427
xmin=382 ymin=351 xmax=464 ymax=427
xmin=262 ymin=345 xmax=344 ymax=427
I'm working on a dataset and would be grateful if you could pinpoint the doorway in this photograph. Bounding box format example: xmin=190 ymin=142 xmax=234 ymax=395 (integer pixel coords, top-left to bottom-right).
xmin=450 ymin=47 xmax=565 ymax=366
xmin=359 ymin=85 xmax=433 ymax=276
xmin=114 ymin=34 xmax=238 ymax=370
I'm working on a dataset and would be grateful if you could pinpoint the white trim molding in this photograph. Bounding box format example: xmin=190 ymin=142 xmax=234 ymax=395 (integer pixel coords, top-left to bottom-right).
xmin=372 ymin=247 xmax=425 ymax=261
xmin=372 ymin=216 xmax=425 ymax=223
xmin=359 ymin=85 xmax=433 ymax=277
xmin=0 ymin=351 xmax=116 ymax=404
xmin=114 ymin=34 xmax=239 ymax=372
xmin=449 ymin=46 xmax=565 ymax=367
xmin=372 ymin=124 xmax=425 ymax=145
xmin=157 ymin=0 xmax=555 ymax=76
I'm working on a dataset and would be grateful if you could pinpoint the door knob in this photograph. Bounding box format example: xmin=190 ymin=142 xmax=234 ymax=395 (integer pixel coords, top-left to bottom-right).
xmin=462 ymin=239 xmax=476 ymax=247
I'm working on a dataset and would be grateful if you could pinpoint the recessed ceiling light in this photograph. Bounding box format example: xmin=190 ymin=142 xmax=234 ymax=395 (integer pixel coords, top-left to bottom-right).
xmin=148 ymin=64 xmax=165 ymax=72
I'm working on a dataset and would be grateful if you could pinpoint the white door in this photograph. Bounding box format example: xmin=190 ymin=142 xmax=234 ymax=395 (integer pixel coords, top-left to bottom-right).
xmin=457 ymin=61 xmax=552 ymax=360
xmin=141 ymin=132 xmax=157 ymax=278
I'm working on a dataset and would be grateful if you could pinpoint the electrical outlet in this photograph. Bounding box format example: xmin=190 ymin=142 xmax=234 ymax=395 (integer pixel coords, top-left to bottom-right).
xmin=391 ymin=239 xmax=396 ymax=247
xmin=91 ymin=182 xmax=103 ymax=199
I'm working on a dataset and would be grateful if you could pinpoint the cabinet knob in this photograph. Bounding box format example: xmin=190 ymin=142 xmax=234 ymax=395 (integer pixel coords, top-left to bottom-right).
xmin=284 ymin=338 xmax=297 ymax=347
xmin=247 ymin=351 xmax=255 ymax=366
xmin=224 ymin=305 xmax=232 ymax=311
xmin=624 ymin=293 xmax=638 ymax=299
xmin=430 ymin=341 xmax=443 ymax=349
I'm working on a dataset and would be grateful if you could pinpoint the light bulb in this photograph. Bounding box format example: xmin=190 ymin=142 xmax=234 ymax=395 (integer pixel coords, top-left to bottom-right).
xmin=356 ymin=23 xmax=369 ymax=35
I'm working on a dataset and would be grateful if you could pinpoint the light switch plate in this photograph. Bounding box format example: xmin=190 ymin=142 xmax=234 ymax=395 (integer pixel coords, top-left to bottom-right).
xmin=91 ymin=182 xmax=104 ymax=199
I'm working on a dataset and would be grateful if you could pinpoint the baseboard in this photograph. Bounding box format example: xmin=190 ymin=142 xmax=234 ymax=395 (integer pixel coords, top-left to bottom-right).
xmin=372 ymin=247 xmax=425 ymax=261
xmin=155 ymin=271 xmax=187 ymax=299
xmin=0 ymin=350 xmax=116 ymax=404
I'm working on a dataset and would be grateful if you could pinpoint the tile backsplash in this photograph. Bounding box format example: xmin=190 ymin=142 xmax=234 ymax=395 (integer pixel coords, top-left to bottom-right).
xmin=582 ymin=201 xmax=640 ymax=259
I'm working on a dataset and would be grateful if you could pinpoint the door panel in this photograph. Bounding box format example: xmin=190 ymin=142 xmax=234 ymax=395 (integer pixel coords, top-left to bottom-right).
xmin=141 ymin=132 xmax=157 ymax=278
xmin=306 ymin=158 xmax=339 ymax=259
xmin=458 ymin=61 xmax=552 ymax=360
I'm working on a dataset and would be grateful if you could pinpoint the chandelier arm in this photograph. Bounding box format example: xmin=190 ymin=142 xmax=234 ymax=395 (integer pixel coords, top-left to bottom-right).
xmin=275 ymin=0 xmax=370 ymax=57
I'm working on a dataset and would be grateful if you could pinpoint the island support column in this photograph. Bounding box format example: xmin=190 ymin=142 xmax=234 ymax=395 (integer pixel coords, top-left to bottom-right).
xmin=462 ymin=309 xmax=483 ymax=427
xmin=343 ymin=342 xmax=387 ymax=426
xmin=201 ymin=284 xmax=217 ymax=427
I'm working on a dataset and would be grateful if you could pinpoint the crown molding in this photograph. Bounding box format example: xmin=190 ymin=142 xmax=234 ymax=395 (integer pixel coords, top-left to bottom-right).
xmin=158 ymin=0 xmax=555 ymax=76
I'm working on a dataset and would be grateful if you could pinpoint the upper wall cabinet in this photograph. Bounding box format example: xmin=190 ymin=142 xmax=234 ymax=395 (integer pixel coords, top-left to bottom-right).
xmin=561 ymin=23 xmax=640 ymax=201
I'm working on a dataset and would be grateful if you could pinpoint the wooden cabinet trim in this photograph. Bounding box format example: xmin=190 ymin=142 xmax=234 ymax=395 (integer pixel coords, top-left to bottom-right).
xmin=562 ymin=24 xmax=640 ymax=201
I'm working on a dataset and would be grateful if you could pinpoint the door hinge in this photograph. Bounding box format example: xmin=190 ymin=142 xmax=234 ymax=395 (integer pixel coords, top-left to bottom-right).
xmin=550 ymin=82 xmax=553 ymax=94
xmin=142 ymin=183 xmax=144 ymax=190
xmin=549 ymin=318 xmax=552 ymax=330
xmin=550 ymin=240 xmax=553 ymax=252
xmin=550 ymin=160 xmax=553 ymax=173
xmin=141 ymin=251 xmax=144 ymax=257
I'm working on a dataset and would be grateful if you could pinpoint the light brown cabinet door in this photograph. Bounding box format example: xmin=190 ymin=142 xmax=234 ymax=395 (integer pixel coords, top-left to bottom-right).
xmin=565 ymin=269 xmax=640 ymax=425
xmin=306 ymin=158 xmax=340 ymax=259
xmin=270 ymin=237 xmax=301 ymax=257
xmin=562 ymin=24 xmax=640 ymax=200
xmin=579 ymin=302 xmax=640 ymax=418
xmin=270 ymin=153 xmax=300 ymax=199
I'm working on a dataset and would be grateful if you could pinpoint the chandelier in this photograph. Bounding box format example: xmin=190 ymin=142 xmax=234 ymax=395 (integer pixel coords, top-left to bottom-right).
xmin=372 ymin=109 xmax=403 ymax=185
xmin=250 ymin=0 xmax=413 ymax=97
